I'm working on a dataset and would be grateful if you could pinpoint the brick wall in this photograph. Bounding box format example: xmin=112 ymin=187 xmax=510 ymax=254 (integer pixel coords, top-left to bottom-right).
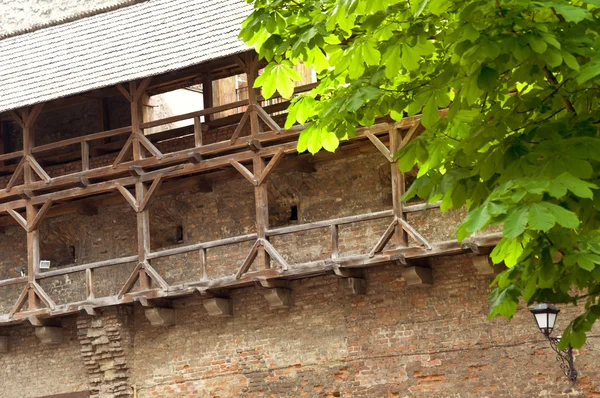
xmin=1 ymin=256 xmax=598 ymax=397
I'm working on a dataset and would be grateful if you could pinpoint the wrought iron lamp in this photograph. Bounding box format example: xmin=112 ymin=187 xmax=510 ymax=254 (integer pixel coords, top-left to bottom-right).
xmin=530 ymin=303 xmax=577 ymax=382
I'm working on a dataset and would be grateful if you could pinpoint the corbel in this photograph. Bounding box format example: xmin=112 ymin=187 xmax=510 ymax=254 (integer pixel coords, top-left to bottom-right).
xmin=333 ymin=266 xmax=366 ymax=296
xmin=253 ymin=278 xmax=293 ymax=309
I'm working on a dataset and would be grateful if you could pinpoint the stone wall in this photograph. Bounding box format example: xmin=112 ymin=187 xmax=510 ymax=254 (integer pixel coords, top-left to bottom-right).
xmin=0 ymin=256 xmax=598 ymax=397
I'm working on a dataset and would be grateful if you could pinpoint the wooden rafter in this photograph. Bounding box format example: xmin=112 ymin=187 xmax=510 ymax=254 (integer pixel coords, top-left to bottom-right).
xmin=141 ymin=261 xmax=169 ymax=290
xmin=397 ymin=217 xmax=432 ymax=250
xmin=368 ymin=219 xmax=398 ymax=258
xmin=261 ymin=239 xmax=289 ymax=271
xmin=118 ymin=262 xmax=144 ymax=297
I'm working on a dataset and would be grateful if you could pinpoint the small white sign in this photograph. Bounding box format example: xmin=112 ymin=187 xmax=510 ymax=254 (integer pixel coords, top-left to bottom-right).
xmin=39 ymin=260 xmax=51 ymax=270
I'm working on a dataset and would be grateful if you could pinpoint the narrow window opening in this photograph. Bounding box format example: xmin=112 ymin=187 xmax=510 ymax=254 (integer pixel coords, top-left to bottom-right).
xmin=176 ymin=225 xmax=184 ymax=243
xmin=289 ymin=205 xmax=298 ymax=221
xmin=69 ymin=246 xmax=76 ymax=263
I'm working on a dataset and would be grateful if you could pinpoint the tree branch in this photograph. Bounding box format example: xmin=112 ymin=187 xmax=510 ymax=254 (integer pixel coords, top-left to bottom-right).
xmin=543 ymin=67 xmax=576 ymax=114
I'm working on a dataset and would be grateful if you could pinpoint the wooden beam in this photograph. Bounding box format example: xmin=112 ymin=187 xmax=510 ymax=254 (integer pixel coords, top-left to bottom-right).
xmin=229 ymin=108 xmax=250 ymax=144
xmin=6 ymin=208 xmax=27 ymax=230
xmin=138 ymin=175 xmax=164 ymax=212
xmin=116 ymin=84 xmax=133 ymax=102
xmin=254 ymin=104 xmax=282 ymax=133
xmin=235 ymin=240 xmax=260 ymax=279
xmin=390 ymin=128 xmax=408 ymax=247
xmin=5 ymin=156 xmax=25 ymax=192
xmin=28 ymin=200 xmax=52 ymax=232
xmin=365 ymin=130 xmax=393 ymax=162
xmin=26 ymin=156 xmax=51 ymax=183
xmin=229 ymin=159 xmax=258 ymax=185
xmin=257 ymin=148 xmax=285 ymax=185
xmin=116 ymin=185 xmax=139 ymax=212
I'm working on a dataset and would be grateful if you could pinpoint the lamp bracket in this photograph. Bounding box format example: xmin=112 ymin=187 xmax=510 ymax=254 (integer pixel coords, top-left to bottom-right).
xmin=548 ymin=337 xmax=578 ymax=383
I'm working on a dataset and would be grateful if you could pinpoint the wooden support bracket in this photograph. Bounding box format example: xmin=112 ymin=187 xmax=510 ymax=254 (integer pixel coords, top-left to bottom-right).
xmin=28 ymin=200 xmax=53 ymax=232
xmin=138 ymin=176 xmax=164 ymax=212
xmin=78 ymin=305 xmax=98 ymax=316
xmin=6 ymin=208 xmax=28 ymax=231
xmin=333 ymin=266 xmax=366 ymax=296
xmin=203 ymin=297 xmax=233 ymax=317
xmin=471 ymin=255 xmax=504 ymax=275
xmin=230 ymin=160 xmax=258 ymax=186
xmin=136 ymin=132 xmax=163 ymax=160
xmin=254 ymin=104 xmax=283 ymax=134
xmin=116 ymin=185 xmax=139 ymax=212
xmin=112 ymin=133 xmax=134 ymax=167
xmin=257 ymin=149 xmax=285 ymax=185
xmin=144 ymin=307 xmax=176 ymax=326
xmin=365 ymin=130 xmax=393 ymax=162
xmin=230 ymin=108 xmax=250 ymax=145
xmin=35 ymin=326 xmax=64 ymax=344
xmin=27 ymin=156 xmax=51 ymax=183
xmin=5 ymin=157 xmax=26 ymax=192
xmin=402 ymin=266 xmax=433 ymax=286
xmin=253 ymin=278 xmax=293 ymax=309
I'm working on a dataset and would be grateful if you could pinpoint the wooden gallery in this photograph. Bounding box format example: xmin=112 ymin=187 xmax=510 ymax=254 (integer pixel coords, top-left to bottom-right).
xmin=0 ymin=1 xmax=598 ymax=397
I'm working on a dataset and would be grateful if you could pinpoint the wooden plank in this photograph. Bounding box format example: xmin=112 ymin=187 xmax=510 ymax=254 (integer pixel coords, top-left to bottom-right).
xmin=140 ymin=100 xmax=250 ymax=129
xmin=229 ymin=159 xmax=258 ymax=185
xmin=253 ymin=155 xmax=270 ymax=270
xmin=257 ymin=148 xmax=285 ymax=185
xmin=0 ymin=150 xmax=24 ymax=163
xmin=267 ymin=210 xmax=394 ymax=236
xmin=147 ymin=233 xmax=257 ymax=260
xmin=38 ymin=255 xmax=139 ymax=279
xmin=365 ymin=130 xmax=393 ymax=162
xmin=32 ymin=126 xmax=131 ymax=154
xmin=135 ymin=180 xmax=151 ymax=290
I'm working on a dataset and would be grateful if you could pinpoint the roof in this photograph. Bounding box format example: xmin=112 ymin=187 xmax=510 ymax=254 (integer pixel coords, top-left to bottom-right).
xmin=0 ymin=0 xmax=253 ymax=113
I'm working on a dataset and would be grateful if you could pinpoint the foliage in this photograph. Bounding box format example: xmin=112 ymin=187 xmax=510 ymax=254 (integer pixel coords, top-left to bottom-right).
xmin=241 ymin=0 xmax=600 ymax=348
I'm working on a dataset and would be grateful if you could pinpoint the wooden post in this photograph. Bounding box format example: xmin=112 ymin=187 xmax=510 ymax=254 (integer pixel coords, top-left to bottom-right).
xmin=202 ymin=76 xmax=213 ymax=122
xmin=245 ymin=54 xmax=270 ymax=269
xmin=130 ymin=82 xmax=152 ymax=289
xmin=22 ymin=106 xmax=43 ymax=310
xmin=26 ymin=203 xmax=40 ymax=309
xmin=390 ymin=128 xmax=408 ymax=247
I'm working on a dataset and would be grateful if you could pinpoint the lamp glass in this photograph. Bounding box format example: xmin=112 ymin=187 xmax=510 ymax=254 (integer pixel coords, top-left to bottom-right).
xmin=530 ymin=303 xmax=560 ymax=336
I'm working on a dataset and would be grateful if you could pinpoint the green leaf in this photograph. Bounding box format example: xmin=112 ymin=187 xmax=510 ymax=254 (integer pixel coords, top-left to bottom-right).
xmin=562 ymin=51 xmax=580 ymax=71
xmin=322 ymin=131 xmax=339 ymax=152
xmin=527 ymin=35 xmax=547 ymax=54
xmin=477 ymin=66 xmax=499 ymax=91
xmin=402 ymin=45 xmax=420 ymax=71
xmin=503 ymin=206 xmax=530 ymax=239
xmin=528 ymin=203 xmax=555 ymax=231
xmin=553 ymin=4 xmax=590 ymax=23
xmin=539 ymin=202 xmax=580 ymax=229
xmin=421 ymin=95 xmax=439 ymax=128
